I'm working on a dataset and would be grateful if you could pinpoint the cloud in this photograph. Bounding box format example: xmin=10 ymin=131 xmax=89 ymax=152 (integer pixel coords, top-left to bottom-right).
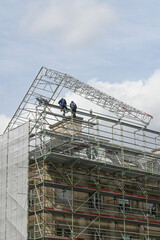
xmin=62 ymin=69 xmax=160 ymax=130
xmin=0 ymin=114 xmax=10 ymax=135
xmin=21 ymin=0 xmax=116 ymax=47
xmin=88 ymin=70 xmax=160 ymax=125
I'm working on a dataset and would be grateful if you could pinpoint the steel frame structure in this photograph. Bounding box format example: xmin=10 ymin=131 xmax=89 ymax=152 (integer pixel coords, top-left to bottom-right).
xmin=28 ymin=102 xmax=160 ymax=240
xmin=5 ymin=67 xmax=153 ymax=133
xmin=3 ymin=67 xmax=160 ymax=240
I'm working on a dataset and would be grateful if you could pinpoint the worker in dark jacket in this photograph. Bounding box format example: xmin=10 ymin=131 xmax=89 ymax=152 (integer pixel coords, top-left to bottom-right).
xmin=58 ymin=98 xmax=67 ymax=116
xmin=70 ymin=101 xmax=77 ymax=118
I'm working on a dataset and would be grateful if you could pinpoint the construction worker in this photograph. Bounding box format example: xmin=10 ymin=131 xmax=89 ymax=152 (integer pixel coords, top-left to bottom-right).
xmin=70 ymin=101 xmax=77 ymax=118
xmin=58 ymin=98 xmax=67 ymax=116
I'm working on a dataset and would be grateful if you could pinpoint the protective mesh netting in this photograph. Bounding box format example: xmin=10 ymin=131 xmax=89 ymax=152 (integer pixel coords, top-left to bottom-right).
xmin=0 ymin=122 xmax=29 ymax=240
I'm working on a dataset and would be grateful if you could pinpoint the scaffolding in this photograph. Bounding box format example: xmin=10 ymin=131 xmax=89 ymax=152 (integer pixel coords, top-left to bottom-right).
xmin=1 ymin=67 xmax=160 ymax=240
xmin=28 ymin=101 xmax=160 ymax=240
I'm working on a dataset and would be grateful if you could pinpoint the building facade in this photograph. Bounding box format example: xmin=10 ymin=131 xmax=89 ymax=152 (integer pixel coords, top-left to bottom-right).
xmin=27 ymin=105 xmax=160 ymax=240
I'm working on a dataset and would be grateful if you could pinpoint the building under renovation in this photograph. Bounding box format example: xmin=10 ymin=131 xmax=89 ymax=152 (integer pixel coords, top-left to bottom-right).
xmin=1 ymin=67 xmax=160 ymax=240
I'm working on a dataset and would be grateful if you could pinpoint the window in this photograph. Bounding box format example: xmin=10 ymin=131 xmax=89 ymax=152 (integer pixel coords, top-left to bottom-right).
xmin=119 ymin=198 xmax=130 ymax=213
xmin=89 ymin=192 xmax=103 ymax=209
xmin=126 ymin=236 xmax=132 ymax=240
xmin=91 ymin=232 xmax=103 ymax=240
xmin=146 ymin=203 xmax=157 ymax=217
xmin=64 ymin=229 xmax=71 ymax=237
xmin=28 ymin=230 xmax=34 ymax=239
xmin=57 ymin=228 xmax=63 ymax=236
xmin=121 ymin=235 xmax=132 ymax=240
xmin=86 ymin=146 xmax=98 ymax=160
xmin=56 ymin=228 xmax=71 ymax=237
xmin=28 ymin=189 xmax=34 ymax=207
xmin=56 ymin=188 xmax=72 ymax=204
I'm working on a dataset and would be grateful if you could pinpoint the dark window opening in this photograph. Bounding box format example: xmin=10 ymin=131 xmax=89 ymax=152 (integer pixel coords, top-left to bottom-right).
xmin=119 ymin=198 xmax=130 ymax=213
xmin=56 ymin=228 xmax=71 ymax=237
xmin=89 ymin=192 xmax=103 ymax=209
xmin=146 ymin=203 xmax=157 ymax=218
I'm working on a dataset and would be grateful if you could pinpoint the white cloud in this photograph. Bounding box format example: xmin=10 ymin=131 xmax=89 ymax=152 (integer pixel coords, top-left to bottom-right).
xmin=0 ymin=114 xmax=10 ymax=135
xmin=62 ymin=70 xmax=160 ymax=130
xmin=21 ymin=0 xmax=116 ymax=47
xmin=88 ymin=70 xmax=160 ymax=127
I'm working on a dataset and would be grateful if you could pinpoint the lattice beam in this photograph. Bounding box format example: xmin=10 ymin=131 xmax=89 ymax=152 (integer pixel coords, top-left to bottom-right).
xmin=5 ymin=67 xmax=153 ymax=132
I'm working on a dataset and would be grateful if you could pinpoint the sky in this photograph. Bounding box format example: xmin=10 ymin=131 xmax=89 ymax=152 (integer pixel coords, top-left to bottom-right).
xmin=1 ymin=0 xmax=160 ymax=133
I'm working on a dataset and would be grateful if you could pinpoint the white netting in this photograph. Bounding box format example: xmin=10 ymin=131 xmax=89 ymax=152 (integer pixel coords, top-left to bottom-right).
xmin=0 ymin=122 xmax=29 ymax=240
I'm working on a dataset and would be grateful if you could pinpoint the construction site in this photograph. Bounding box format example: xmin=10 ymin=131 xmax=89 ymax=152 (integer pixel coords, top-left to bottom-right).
xmin=1 ymin=66 xmax=160 ymax=240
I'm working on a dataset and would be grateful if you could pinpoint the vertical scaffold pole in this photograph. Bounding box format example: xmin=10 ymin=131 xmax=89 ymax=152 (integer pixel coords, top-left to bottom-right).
xmin=120 ymin=124 xmax=125 ymax=167
xmin=34 ymin=106 xmax=38 ymax=240
xmin=71 ymin=162 xmax=74 ymax=240
xmin=71 ymin=114 xmax=74 ymax=142
xmin=122 ymin=171 xmax=126 ymax=240
xmin=145 ymin=175 xmax=150 ymax=240
xmin=97 ymin=166 xmax=101 ymax=239
xmin=96 ymin=117 xmax=100 ymax=161
xmin=42 ymin=105 xmax=47 ymax=238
